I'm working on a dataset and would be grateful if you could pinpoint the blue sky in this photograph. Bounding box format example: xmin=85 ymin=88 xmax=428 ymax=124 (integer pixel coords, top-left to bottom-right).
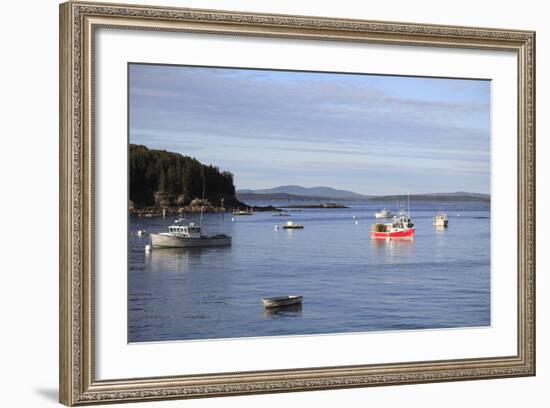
xmin=129 ymin=64 xmax=491 ymax=195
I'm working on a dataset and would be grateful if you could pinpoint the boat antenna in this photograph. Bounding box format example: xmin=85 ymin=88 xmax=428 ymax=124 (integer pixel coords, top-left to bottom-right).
xmin=408 ymin=193 xmax=410 ymax=217
xmin=200 ymin=167 xmax=206 ymax=228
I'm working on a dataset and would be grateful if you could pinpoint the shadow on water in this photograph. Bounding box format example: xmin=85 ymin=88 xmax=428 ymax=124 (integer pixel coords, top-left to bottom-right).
xmin=262 ymin=304 xmax=303 ymax=319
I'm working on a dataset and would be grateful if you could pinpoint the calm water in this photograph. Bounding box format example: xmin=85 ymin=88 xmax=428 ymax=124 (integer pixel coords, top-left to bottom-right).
xmin=128 ymin=201 xmax=490 ymax=342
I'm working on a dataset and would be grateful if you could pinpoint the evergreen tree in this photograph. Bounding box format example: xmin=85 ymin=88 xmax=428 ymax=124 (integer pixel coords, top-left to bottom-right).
xmin=129 ymin=144 xmax=236 ymax=207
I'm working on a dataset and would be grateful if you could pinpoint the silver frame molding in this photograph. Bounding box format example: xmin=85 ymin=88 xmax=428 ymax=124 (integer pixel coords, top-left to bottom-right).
xmin=59 ymin=1 xmax=536 ymax=405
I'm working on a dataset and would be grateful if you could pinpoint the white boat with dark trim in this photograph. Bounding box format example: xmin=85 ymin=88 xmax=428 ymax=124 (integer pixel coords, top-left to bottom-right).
xmin=150 ymin=218 xmax=231 ymax=248
xmin=374 ymin=208 xmax=393 ymax=219
xmin=433 ymin=212 xmax=449 ymax=227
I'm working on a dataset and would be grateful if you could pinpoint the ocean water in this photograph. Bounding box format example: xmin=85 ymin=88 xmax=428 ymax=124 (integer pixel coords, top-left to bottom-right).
xmin=128 ymin=201 xmax=490 ymax=342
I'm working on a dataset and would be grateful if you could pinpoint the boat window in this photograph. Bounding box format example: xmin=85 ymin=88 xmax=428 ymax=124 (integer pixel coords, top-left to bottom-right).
xmin=189 ymin=227 xmax=200 ymax=233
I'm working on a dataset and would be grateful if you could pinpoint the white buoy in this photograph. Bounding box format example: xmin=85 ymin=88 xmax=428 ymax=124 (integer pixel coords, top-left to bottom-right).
xmin=354 ymin=221 xmax=359 ymax=225
xmin=145 ymin=244 xmax=151 ymax=253
xmin=137 ymin=230 xmax=143 ymax=236
xmin=352 ymin=215 xmax=356 ymax=219
xmin=231 ymin=217 xmax=235 ymax=222
xmin=274 ymin=225 xmax=279 ymax=230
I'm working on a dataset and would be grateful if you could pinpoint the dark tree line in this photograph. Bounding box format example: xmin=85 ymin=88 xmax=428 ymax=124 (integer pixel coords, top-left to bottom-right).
xmin=129 ymin=144 xmax=236 ymax=206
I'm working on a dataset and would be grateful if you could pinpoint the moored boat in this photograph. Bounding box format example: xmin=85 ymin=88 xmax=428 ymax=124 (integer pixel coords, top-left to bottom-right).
xmin=262 ymin=295 xmax=303 ymax=309
xmin=149 ymin=218 xmax=231 ymax=248
xmin=374 ymin=208 xmax=393 ymax=218
xmin=370 ymin=208 xmax=415 ymax=239
xmin=281 ymin=221 xmax=304 ymax=229
xmin=233 ymin=207 xmax=254 ymax=216
xmin=433 ymin=212 xmax=449 ymax=227
xmin=272 ymin=211 xmax=290 ymax=217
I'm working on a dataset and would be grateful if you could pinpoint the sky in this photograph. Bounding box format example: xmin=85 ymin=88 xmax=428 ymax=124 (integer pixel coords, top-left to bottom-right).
xmin=129 ymin=63 xmax=491 ymax=195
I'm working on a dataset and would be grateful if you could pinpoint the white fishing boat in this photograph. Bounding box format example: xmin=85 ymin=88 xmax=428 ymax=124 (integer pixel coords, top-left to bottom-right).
xmin=150 ymin=180 xmax=231 ymax=248
xmin=374 ymin=208 xmax=393 ymax=218
xmin=433 ymin=212 xmax=449 ymax=227
xmin=149 ymin=218 xmax=231 ymax=248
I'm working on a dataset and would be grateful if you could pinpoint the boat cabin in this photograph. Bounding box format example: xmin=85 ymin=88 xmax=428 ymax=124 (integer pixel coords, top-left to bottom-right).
xmin=387 ymin=210 xmax=414 ymax=231
xmin=168 ymin=223 xmax=201 ymax=238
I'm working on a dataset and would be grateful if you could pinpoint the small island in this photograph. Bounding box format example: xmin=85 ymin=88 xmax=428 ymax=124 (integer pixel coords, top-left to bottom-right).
xmin=129 ymin=144 xmax=247 ymax=216
xmin=283 ymin=203 xmax=349 ymax=209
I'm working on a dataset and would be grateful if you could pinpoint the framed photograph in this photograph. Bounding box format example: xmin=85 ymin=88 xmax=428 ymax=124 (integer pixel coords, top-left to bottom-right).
xmin=59 ymin=1 xmax=535 ymax=405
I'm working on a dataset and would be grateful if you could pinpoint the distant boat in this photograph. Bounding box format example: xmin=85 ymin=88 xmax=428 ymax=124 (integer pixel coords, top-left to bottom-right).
xmin=233 ymin=208 xmax=254 ymax=216
xmin=281 ymin=221 xmax=304 ymax=229
xmin=149 ymin=218 xmax=231 ymax=248
xmin=272 ymin=211 xmax=290 ymax=217
xmin=374 ymin=208 xmax=393 ymax=218
xmin=433 ymin=212 xmax=449 ymax=227
xmin=262 ymin=295 xmax=303 ymax=309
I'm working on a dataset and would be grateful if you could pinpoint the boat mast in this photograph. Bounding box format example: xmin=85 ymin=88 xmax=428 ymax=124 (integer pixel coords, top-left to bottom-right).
xmin=200 ymin=168 xmax=205 ymax=228
xmin=220 ymin=198 xmax=225 ymax=234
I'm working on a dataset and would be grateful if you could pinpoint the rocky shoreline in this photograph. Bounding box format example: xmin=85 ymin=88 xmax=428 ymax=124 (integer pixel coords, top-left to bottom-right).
xmin=130 ymin=197 xmax=283 ymax=218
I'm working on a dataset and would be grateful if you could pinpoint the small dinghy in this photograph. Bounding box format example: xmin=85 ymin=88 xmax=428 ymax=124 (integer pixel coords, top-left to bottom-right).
xmin=262 ymin=295 xmax=303 ymax=309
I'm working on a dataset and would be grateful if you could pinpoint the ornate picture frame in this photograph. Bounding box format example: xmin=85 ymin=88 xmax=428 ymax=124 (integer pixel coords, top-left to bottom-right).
xmin=59 ymin=1 xmax=535 ymax=405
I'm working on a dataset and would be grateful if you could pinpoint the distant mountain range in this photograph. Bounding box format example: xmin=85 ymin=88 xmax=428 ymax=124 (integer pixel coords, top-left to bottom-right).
xmin=236 ymin=185 xmax=490 ymax=202
xmin=237 ymin=185 xmax=366 ymax=199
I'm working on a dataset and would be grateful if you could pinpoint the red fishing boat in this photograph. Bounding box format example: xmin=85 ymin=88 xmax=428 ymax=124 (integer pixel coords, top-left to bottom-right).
xmin=370 ymin=207 xmax=415 ymax=239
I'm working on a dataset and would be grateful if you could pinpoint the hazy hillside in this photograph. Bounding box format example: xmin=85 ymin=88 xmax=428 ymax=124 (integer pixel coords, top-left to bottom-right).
xmin=237 ymin=185 xmax=367 ymax=199
xmin=237 ymin=185 xmax=490 ymax=203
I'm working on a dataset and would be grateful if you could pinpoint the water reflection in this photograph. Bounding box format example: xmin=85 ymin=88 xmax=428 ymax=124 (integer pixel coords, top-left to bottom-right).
xmin=370 ymin=238 xmax=414 ymax=263
xmin=262 ymin=304 xmax=303 ymax=319
xmin=144 ymin=247 xmax=206 ymax=272
xmin=432 ymin=225 xmax=449 ymax=260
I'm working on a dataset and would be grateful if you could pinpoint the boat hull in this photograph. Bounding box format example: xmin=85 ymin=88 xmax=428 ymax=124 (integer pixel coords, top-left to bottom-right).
xmin=434 ymin=220 xmax=449 ymax=227
xmin=262 ymin=296 xmax=303 ymax=309
xmin=370 ymin=228 xmax=415 ymax=239
xmin=150 ymin=233 xmax=231 ymax=248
